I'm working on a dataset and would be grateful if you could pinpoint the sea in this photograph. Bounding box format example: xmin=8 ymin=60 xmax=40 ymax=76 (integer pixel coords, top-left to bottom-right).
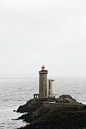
xmin=0 ymin=75 xmax=86 ymax=129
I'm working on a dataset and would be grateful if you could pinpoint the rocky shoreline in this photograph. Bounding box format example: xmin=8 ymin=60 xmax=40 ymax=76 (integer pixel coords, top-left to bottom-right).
xmin=15 ymin=95 xmax=86 ymax=129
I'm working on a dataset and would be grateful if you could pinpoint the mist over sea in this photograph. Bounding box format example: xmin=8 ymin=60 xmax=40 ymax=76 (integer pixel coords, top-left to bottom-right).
xmin=0 ymin=75 xmax=86 ymax=129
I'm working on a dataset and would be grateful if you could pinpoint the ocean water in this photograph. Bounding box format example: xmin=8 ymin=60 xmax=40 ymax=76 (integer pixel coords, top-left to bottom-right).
xmin=0 ymin=76 xmax=86 ymax=129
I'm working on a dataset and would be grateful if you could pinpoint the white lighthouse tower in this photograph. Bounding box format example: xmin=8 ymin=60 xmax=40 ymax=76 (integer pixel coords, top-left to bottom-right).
xmin=39 ymin=65 xmax=48 ymax=98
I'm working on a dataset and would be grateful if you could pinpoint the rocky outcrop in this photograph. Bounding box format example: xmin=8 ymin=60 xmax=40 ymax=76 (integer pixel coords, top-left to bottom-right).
xmin=18 ymin=106 xmax=50 ymax=123
xmin=18 ymin=106 xmax=86 ymax=129
xmin=57 ymin=95 xmax=79 ymax=103
xmin=16 ymin=98 xmax=55 ymax=122
xmin=17 ymin=95 xmax=80 ymax=113
xmin=43 ymin=95 xmax=83 ymax=108
xmin=16 ymin=95 xmax=85 ymax=129
xmin=17 ymin=99 xmax=43 ymax=113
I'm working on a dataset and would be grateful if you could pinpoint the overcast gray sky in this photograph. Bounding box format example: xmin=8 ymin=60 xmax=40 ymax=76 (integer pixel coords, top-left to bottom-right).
xmin=0 ymin=0 xmax=86 ymax=77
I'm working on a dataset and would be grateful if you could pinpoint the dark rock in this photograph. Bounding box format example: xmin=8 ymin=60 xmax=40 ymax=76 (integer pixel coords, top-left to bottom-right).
xmin=15 ymin=94 xmax=85 ymax=129
xmin=13 ymin=110 xmax=16 ymax=112
xmin=56 ymin=94 xmax=80 ymax=104
xmin=17 ymin=99 xmax=43 ymax=113
xmin=18 ymin=106 xmax=50 ymax=123
xmin=18 ymin=106 xmax=86 ymax=129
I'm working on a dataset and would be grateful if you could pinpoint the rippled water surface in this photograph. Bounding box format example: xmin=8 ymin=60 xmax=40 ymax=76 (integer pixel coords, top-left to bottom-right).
xmin=0 ymin=76 xmax=86 ymax=129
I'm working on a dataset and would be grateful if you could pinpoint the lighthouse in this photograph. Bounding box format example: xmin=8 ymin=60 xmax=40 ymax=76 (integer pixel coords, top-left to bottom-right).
xmin=34 ymin=65 xmax=54 ymax=99
xmin=39 ymin=65 xmax=48 ymax=98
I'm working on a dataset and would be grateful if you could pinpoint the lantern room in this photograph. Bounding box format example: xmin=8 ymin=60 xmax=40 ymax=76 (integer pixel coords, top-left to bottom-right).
xmin=41 ymin=65 xmax=48 ymax=72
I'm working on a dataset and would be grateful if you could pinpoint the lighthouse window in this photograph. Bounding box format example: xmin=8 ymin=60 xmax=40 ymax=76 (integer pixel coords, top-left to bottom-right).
xmin=49 ymin=81 xmax=50 ymax=89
